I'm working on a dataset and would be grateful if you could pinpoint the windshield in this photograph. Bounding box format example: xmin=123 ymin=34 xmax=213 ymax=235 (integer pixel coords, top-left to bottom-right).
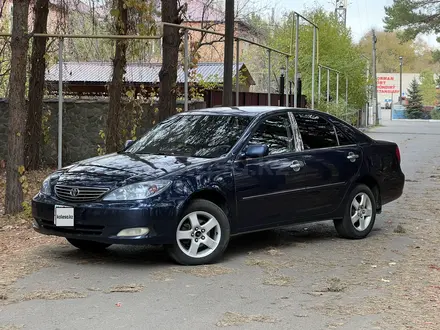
xmin=125 ymin=114 xmax=252 ymax=158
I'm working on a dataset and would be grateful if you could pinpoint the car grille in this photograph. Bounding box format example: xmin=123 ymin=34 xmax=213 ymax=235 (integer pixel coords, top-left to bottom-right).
xmin=54 ymin=185 xmax=109 ymax=203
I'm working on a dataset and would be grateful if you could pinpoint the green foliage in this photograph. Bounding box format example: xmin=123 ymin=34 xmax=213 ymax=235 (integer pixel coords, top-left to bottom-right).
xmin=430 ymin=107 xmax=440 ymax=120
xmin=358 ymin=31 xmax=437 ymax=73
xmin=266 ymin=7 xmax=367 ymax=110
xmin=406 ymin=78 xmax=424 ymax=119
xmin=42 ymin=109 xmax=51 ymax=144
xmin=419 ymin=70 xmax=437 ymax=106
xmin=21 ymin=201 xmax=33 ymax=218
xmin=97 ymin=129 xmax=106 ymax=156
xmin=317 ymin=102 xmax=359 ymax=126
xmin=384 ymin=0 xmax=440 ymax=43
xmin=0 ymin=14 xmax=11 ymax=98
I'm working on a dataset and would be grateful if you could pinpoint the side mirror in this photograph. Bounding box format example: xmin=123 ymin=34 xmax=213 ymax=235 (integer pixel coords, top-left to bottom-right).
xmin=124 ymin=140 xmax=134 ymax=148
xmin=245 ymin=144 xmax=269 ymax=159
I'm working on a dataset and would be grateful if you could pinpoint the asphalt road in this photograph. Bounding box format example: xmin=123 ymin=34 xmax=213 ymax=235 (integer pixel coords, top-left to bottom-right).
xmin=1 ymin=119 xmax=440 ymax=330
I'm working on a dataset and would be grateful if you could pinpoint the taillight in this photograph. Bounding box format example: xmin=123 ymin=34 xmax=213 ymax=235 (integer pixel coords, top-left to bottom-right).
xmin=396 ymin=146 xmax=401 ymax=164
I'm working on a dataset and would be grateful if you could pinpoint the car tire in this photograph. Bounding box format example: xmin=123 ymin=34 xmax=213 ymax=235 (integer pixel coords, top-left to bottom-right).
xmin=334 ymin=184 xmax=377 ymax=239
xmin=167 ymin=199 xmax=231 ymax=265
xmin=66 ymin=238 xmax=111 ymax=251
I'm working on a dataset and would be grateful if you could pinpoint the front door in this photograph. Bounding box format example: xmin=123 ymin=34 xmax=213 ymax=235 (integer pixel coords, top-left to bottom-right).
xmin=233 ymin=113 xmax=306 ymax=231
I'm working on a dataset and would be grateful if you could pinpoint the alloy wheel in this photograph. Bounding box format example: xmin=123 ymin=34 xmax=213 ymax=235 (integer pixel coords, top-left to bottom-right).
xmin=350 ymin=192 xmax=373 ymax=231
xmin=176 ymin=211 xmax=221 ymax=259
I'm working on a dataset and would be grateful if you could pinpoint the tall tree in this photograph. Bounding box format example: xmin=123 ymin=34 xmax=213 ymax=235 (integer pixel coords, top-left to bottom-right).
xmin=265 ymin=7 xmax=367 ymax=109
xmin=158 ymin=0 xmax=183 ymax=121
xmin=25 ymin=0 xmax=50 ymax=170
xmin=419 ymin=70 xmax=436 ymax=106
xmin=384 ymin=1 xmax=440 ymax=42
xmin=5 ymin=0 xmax=30 ymax=214
xmin=406 ymin=78 xmax=424 ymax=119
xmin=358 ymin=31 xmax=437 ymax=73
xmin=106 ymin=0 xmax=128 ymax=153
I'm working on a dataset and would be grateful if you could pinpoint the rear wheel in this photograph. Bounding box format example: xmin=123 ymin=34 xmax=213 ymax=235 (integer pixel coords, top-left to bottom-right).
xmin=167 ymin=199 xmax=230 ymax=265
xmin=66 ymin=238 xmax=111 ymax=251
xmin=334 ymin=184 xmax=376 ymax=239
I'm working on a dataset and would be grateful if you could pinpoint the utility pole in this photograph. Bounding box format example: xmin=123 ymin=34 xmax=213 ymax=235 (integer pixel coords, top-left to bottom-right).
xmin=366 ymin=61 xmax=370 ymax=126
xmin=372 ymin=29 xmax=379 ymax=125
xmin=399 ymin=56 xmax=403 ymax=105
xmin=335 ymin=0 xmax=347 ymax=27
xmin=223 ymin=0 xmax=234 ymax=106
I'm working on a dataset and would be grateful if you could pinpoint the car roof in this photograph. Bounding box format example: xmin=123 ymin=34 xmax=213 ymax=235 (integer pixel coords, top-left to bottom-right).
xmin=182 ymin=106 xmax=326 ymax=117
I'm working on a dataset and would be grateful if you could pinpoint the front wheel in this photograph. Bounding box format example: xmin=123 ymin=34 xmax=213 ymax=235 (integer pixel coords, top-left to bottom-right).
xmin=66 ymin=238 xmax=111 ymax=251
xmin=334 ymin=184 xmax=377 ymax=239
xmin=167 ymin=199 xmax=231 ymax=265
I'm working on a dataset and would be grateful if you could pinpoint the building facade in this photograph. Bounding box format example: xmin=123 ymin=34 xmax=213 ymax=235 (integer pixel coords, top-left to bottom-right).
xmin=377 ymin=72 xmax=420 ymax=108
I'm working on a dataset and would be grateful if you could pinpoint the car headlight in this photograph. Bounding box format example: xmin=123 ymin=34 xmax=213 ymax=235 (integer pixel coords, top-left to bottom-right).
xmin=102 ymin=180 xmax=172 ymax=201
xmin=40 ymin=175 xmax=53 ymax=195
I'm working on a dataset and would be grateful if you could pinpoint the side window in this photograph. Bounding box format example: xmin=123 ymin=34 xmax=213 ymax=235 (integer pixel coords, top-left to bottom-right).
xmin=248 ymin=114 xmax=293 ymax=155
xmin=330 ymin=118 xmax=368 ymax=143
xmin=335 ymin=126 xmax=353 ymax=145
xmin=293 ymin=113 xmax=338 ymax=149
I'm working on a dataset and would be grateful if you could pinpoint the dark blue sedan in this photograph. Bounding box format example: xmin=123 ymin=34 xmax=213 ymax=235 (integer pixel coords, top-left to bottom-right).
xmin=32 ymin=106 xmax=405 ymax=265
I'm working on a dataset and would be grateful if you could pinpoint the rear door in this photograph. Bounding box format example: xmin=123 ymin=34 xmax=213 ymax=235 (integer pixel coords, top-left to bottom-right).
xmin=290 ymin=111 xmax=363 ymax=217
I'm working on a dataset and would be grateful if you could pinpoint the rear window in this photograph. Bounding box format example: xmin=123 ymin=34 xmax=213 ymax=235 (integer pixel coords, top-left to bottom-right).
xmin=329 ymin=117 xmax=371 ymax=144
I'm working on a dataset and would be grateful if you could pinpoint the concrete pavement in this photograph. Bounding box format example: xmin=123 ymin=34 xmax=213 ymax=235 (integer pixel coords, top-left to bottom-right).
xmin=1 ymin=120 xmax=440 ymax=330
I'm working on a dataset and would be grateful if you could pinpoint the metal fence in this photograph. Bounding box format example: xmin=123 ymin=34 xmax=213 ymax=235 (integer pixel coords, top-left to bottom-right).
xmin=0 ymin=17 xmax=363 ymax=168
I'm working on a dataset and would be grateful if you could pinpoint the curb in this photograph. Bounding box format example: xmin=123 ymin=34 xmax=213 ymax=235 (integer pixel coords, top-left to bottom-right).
xmin=391 ymin=119 xmax=440 ymax=122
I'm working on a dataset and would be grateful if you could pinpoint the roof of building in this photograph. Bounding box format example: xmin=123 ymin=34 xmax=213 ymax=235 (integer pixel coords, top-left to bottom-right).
xmin=45 ymin=62 xmax=255 ymax=85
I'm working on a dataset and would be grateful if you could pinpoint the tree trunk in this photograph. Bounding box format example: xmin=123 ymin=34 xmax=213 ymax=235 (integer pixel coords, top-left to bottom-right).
xmin=5 ymin=0 xmax=30 ymax=215
xmin=25 ymin=0 xmax=49 ymax=170
xmin=106 ymin=0 xmax=128 ymax=153
xmin=158 ymin=0 xmax=182 ymax=122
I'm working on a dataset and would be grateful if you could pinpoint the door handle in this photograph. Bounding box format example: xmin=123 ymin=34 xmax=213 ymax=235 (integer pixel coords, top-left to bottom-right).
xmin=347 ymin=152 xmax=359 ymax=162
xmin=290 ymin=160 xmax=304 ymax=172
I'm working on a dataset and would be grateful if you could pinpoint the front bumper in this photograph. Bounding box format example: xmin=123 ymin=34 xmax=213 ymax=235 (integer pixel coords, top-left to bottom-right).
xmin=32 ymin=193 xmax=178 ymax=245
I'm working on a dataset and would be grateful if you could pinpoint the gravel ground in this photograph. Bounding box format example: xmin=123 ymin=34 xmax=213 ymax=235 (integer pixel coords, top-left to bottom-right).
xmin=1 ymin=120 xmax=439 ymax=330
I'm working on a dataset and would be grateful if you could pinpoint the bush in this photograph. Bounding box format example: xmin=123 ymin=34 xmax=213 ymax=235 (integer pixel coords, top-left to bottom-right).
xmin=431 ymin=108 xmax=440 ymax=120
xmin=315 ymin=102 xmax=359 ymax=126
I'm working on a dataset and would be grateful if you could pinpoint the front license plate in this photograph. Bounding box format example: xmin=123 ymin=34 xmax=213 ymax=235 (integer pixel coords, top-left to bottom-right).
xmin=54 ymin=205 xmax=74 ymax=227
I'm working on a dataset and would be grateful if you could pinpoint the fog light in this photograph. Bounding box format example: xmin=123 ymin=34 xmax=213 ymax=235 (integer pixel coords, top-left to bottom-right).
xmin=117 ymin=227 xmax=149 ymax=237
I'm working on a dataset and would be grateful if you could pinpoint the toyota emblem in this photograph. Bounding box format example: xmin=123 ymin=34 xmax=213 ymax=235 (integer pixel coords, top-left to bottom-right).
xmin=70 ymin=188 xmax=80 ymax=197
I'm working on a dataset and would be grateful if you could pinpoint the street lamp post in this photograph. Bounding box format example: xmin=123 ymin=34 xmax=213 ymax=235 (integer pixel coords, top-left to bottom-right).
xmin=399 ymin=56 xmax=403 ymax=105
xmin=289 ymin=81 xmax=293 ymax=106
xmin=280 ymin=67 xmax=285 ymax=106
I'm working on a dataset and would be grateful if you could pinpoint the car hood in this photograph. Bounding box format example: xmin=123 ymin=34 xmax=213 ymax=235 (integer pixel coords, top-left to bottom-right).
xmin=55 ymin=152 xmax=212 ymax=187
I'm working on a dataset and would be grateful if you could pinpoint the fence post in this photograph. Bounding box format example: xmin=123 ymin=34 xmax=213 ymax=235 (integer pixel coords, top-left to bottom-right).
xmin=184 ymin=29 xmax=189 ymax=112
xmin=285 ymin=56 xmax=289 ymax=107
xmin=326 ymin=68 xmax=330 ymax=104
xmin=336 ymin=72 xmax=339 ymax=104
xmin=311 ymin=27 xmax=316 ymax=109
xmin=294 ymin=13 xmax=299 ymax=108
xmin=345 ymin=76 xmax=348 ymax=121
xmin=268 ymin=49 xmax=271 ymax=106
xmin=236 ymin=38 xmax=240 ymax=106
xmin=58 ymin=38 xmax=64 ymax=169
xmin=318 ymin=65 xmax=321 ymax=102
